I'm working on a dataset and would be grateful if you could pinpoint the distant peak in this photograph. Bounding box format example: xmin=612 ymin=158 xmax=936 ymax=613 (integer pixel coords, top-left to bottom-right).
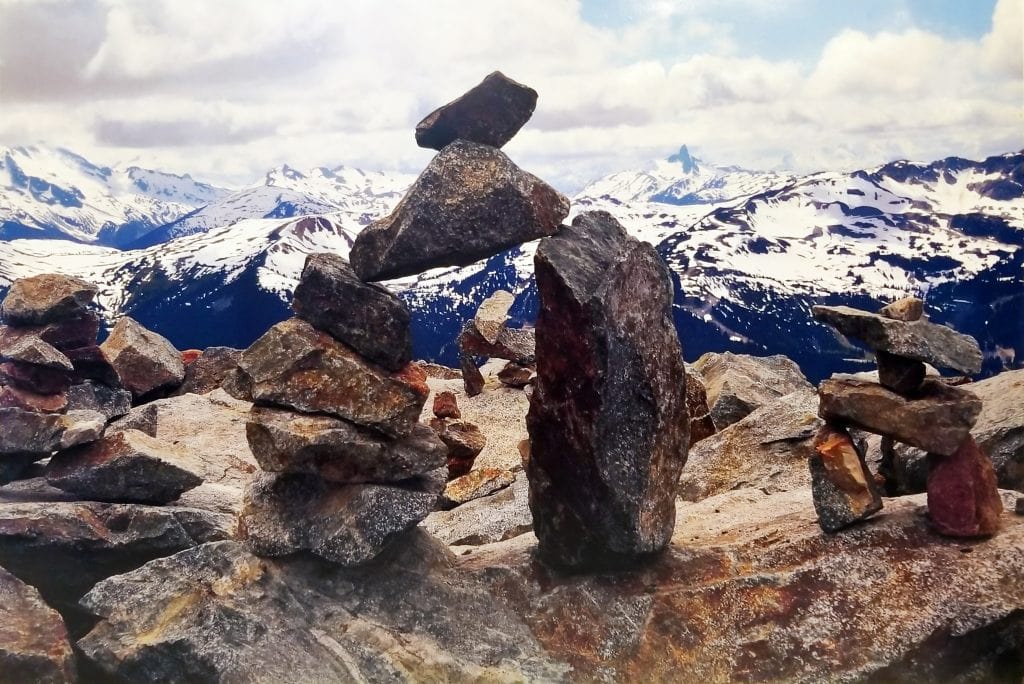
xmin=667 ymin=145 xmax=698 ymax=174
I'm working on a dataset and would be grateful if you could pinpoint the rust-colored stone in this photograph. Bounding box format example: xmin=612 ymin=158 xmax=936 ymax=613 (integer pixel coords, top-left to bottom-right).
xmin=432 ymin=391 xmax=461 ymax=420
xmin=927 ymin=435 xmax=1002 ymax=538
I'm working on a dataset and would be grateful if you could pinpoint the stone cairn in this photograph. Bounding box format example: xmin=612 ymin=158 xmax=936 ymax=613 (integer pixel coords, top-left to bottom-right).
xmin=231 ymin=71 xmax=572 ymax=567
xmin=458 ymin=289 xmax=536 ymax=395
xmin=810 ymin=297 xmax=1001 ymax=537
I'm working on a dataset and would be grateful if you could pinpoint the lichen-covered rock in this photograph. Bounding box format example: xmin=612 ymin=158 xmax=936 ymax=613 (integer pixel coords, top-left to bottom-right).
xmin=527 ymin=211 xmax=688 ymax=569
xmin=350 ymin=140 xmax=569 ymax=282
xmin=100 ymin=317 xmax=185 ymax=399
xmin=0 ymin=565 xmax=76 ymax=684
xmin=415 ymin=71 xmax=538 ymax=150
xmin=67 ymin=381 xmax=132 ymax=420
xmin=291 ymin=253 xmax=412 ymax=371
xmin=819 ymin=377 xmax=981 ymax=456
xmin=0 ymin=273 xmax=97 ymax=326
xmin=691 ymin=351 xmax=812 ymax=429
xmin=235 ymin=318 xmax=427 ymax=437
xmin=439 ymin=467 xmax=516 ymax=509
xmin=810 ymin=424 xmax=883 ymax=532
xmin=174 ymin=346 xmax=241 ymax=395
xmin=927 ymin=436 xmax=1002 ymax=538
xmin=432 ymin=390 xmax=461 ymax=419
xmin=240 ymin=470 xmax=445 ymax=566
xmin=246 ymin=406 xmax=445 ymax=483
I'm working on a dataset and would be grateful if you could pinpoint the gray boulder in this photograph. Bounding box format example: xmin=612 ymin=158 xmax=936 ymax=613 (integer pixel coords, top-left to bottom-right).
xmin=691 ymin=351 xmax=812 ymax=429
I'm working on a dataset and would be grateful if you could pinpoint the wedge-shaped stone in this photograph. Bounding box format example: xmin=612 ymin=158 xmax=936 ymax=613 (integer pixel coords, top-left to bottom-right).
xmin=819 ymin=377 xmax=981 ymax=456
xmin=927 ymin=435 xmax=1002 ymax=538
xmin=175 ymin=346 xmax=241 ymax=395
xmin=692 ymin=351 xmax=812 ymax=429
xmin=1 ymin=273 xmax=97 ymax=326
xmin=66 ymin=381 xmax=132 ymax=420
xmin=100 ymin=317 xmax=185 ymax=399
xmin=0 ymin=384 xmax=67 ymax=414
xmin=810 ymin=424 xmax=883 ymax=532
xmin=0 ymin=407 xmax=64 ymax=455
xmin=812 ymin=304 xmax=982 ymax=374
xmin=246 ymin=406 xmax=445 ymax=483
xmin=236 ymin=318 xmax=427 ymax=437
xmin=350 ymin=140 xmax=569 ymax=282
xmin=0 ymin=565 xmax=76 ymax=684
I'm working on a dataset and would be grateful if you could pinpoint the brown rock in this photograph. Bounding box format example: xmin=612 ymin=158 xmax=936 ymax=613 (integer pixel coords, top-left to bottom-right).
xmin=0 ymin=360 xmax=71 ymax=394
xmin=1 ymin=273 xmax=97 ymax=326
xmin=685 ymin=372 xmax=717 ymax=445
xmin=64 ymin=345 xmax=120 ymax=386
xmin=100 ymin=317 xmax=185 ymax=399
xmin=691 ymin=351 xmax=812 ymax=429
xmin=423 ymin=471 xmax=534 ymax=546
xmin=460 ymin=353 xmax=485 ymax=397
xmin=414 ymin=361 xmax=462 ymax=380
xmin=0 ymin=407 xmax=64 ymax=456
xmin=0 ymin=311 xmax=101 ymax=353
xmin=0 ymin=335 xmax=73 ymax=370
xmin=174 ymin=346 xmax=241 ymax=395
xmin=459 ymin=319 xmax=535 ymax=364
xmin=810 ymin=425 xmax=883 ymax=532
xmin=497 ymin=361 xmax=534 ymax=388
xmin=927 ymin=435 xmax=1002 ymax=538
xmin=0 ymin=384 xmax=66 ymax=413
xmin=431 ymin=419 xmax=487 ymax=479
xmin=439 ymin=468 xmax=516 ymax=509
xmin=819 ymin=377 xmax=981 ymax=456
xmin=879 ymin=296 xmax=924 ymax=322
xmin=876 ymin=350 xmax=927 ymax=395
xmin=0 ymin=565 xmax=76 ymax=683
xmin=432 ymin=390 xmax=461 ymax=419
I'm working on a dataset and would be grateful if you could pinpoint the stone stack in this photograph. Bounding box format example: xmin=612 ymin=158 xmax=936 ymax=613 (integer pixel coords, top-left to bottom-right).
xmin=812 ymin=298 xmax=1000 ymax=537
xmin=458 ymin=290 xmax=536 ymax=395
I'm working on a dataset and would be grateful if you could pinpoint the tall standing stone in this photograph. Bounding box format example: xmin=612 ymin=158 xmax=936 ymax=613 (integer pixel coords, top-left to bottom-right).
xmin=927 ymin=436 xmax=1003 ymax=538
xmin=526 ymin=211 xmax=689 ymax=569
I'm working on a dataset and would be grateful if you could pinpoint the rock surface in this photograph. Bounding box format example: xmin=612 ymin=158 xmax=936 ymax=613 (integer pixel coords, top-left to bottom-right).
xmin=440 ymin=467 xmax=516 ymax=509
xmin=291 ymin=253 xmax=412 ymax=371
xmin=100 ymin=317 xmax=185 ymax=399
xmin=459 ymin=353 xmax=485 ymax=397
xmin=0 ymin=335 xmax=73 ymax=371
xmin=350 ymin=140 xmax=569 ymax=282
xmin=927 ymin=435 xmax=1003 ymax=537
xmin=175 ymin=346 xmax=241 ymax=395
xmin=473 ymin=289 xmax=516 ymax=344
xmin=692 ymin=351 xmax=812 ymax=429
xmin=0 ymin=565 xmax=76 ymax=684
xmin=876 ymin=350 xmax=927 ymax=394
xmin=0 ymin=273 xmax=97 ymax=326
xmin=0 ymin=407 xmax=64 ymax=456
xmin=497 ymin=361 xmax=535 ymax=388
xmin=0 ymin=311 xmax=101 ymax=353
xmin=432 ymin=390 xmax=461 ymax=419
xmin=527 ymin=211 xmax=688 ymax=569
xmin=65 ymin=344 xmax=120 ymax=386
xmin=459 ymin=319 xmax=535 ymax=364
xmin=66 ymin=381 xmax=132 ymax=420
xmin=0 ymin=383 xmax=67 ymax=413
xmin=685 ymin=372 xmax=717 ymax=445
xmin=57 ymin=409 xmax=106 ymax=449
xmin=809 ymin=424 xmax=883 ymax=532
xmin=879 ymin=295 xmax=924 ymax=322
xmin=415 ymin=71 xmax=538 ymax=150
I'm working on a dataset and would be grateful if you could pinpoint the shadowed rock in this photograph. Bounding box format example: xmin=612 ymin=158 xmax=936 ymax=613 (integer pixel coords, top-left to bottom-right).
xmin=927 ymin=435 xmax=1003 ymax=538
xmin=101 ymin=317 xmax=185 ymax=400
xmin=64 ymin=345 xmax=120 ymax=386
xmin=67 ymin=381 xmax=132 ymax=420
xmin=0 ymin=565 xmax=76 ymax=684
xmin=691 ymin=351 xmax=811 ymax=429
xmin=1 ymin=274 xmax=97 ymax=326
xmin=527 ymin=211 xmax=688 ymax=569
xmin=415 ymin=71 xmax=538 ymax=150
xmin=0 ymin=384 xmax=67 ymax=413
xmin=0 ymin=311 xmax=101 ymax=354
xmin=810 ymin=424 xmax=883 ymax=532
xmin=459 ymin=319 xmax=535 ymax=364
xmin=350 ymin=140 xmax=569 ymax=282
xmin=0 ymin=335 xmax=73 ymax=371
xmin=0 ymin=407 xmax=64 ymax=456
xmin=498 ymin=361 xmax=534 ymax=388
xmin=685 ymin=372 xmax=717 ymax=445
xmin=459 ymin=353 xmax=485 ymax=397
xmin=175 ymin=346 xmax=241 ymax=395
xmin=876 ymin=350 xmax=927 ymax=394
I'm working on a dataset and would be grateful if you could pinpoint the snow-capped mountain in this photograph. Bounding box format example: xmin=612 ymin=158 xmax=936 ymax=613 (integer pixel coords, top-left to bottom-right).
xmin=0 ymin=145 xmax=230 ymax=247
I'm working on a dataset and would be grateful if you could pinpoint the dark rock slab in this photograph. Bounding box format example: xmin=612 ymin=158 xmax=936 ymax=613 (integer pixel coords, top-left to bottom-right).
xmin=67 ymin=381 xmax=132 ymax=420
xmin=819 ymin=377 xmax=981 ymax=455
xmin=246 ymin=406 xmax=445 ymax=483
xmin=691 ymin=351 xmax=812 ymax=429
xmin=0 ymin=407 xmax=64 ymax=455
xmin=240 ymin=470 xmax=445 ymax=566
xmin=64 ymin=345 xmax=120 ymax=386
xmin=812 ymin=304 xmax=983 ymax=374
xmin=350 ymin=140 xmax=569 ymax=282
xmin=433 ymin=390 xmax=461 ymax=419
xmin=0 ymin=273 xmax=97 ymax=326
xmin=292 ymin=253 xmax=412 ymax=371
xmin=927 ymin=435 xmax=1003 ymax=538
xmin=0 ymin=384 xmax=67 ymax=413
xmin=236 ymin=318 xmax=427 ymax=437
xmin=46 ymin=430 xmax=203 ymax=504
xmin=0 ymin=565 xmax=76 ymax=684
xmin=685 ymin=372 xmax=717 ymax=445
xmin=459 ymin=353 xmax=485 ymax=397
xmin=0 ymin=311 xmax=101 ymax=353
xmin=0 ymin=360 xmax=71 ymax=394
xmin=876 ymin=350 xmax=927 ymax=394
xmin=415 ymin=71 xmax=538 ymax=150
xmin=174 ymin=346 xmax=241 ymax=395
xmin=810 ymin=424 xmax=883 ymax=532
xmin=527 ymin=211 xmax=688 ymax=569
xmin=100 ymin=317 xmax=185 ymax=399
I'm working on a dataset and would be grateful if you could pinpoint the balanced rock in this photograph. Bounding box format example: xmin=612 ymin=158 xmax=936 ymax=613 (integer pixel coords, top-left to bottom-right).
xmin=0 ymin=565 xmax=76 ymax=684
xmin=246 ymin=406 xmax=445 ymax=483
xmin=0 ymin=273 xmax=97 ymax=326
xmin=474 ymin=289 xmax=516 ymax=344
xmin=819 ymin=377 xmax=981 ymax=455
xmin=0 ymin=310 xmax=101 ymax=353
xmin=292 ymin=253 xmax=412 ymax=371
xmin=876 ymin=350 xmax=927 ymax=395
xmin=812 ymin=304 xmax=983 ymax=374
xmin=234 ymin=318 xmax=427 ymax=437
xmin=46 ymin=429 xmax=203 ymax=504
xmin=100 ymin=317 xmax=185 ymax=399
xmin=527 ymin=211 xmax=688 ymax=569
xmin=927 ymin=436 xmax=1002 ymax=537
xmin=685 ymin=372 xmax=717 ymax=445
xmin=350 ymin=140 xmax=569 ymax=282
xmin=879 ymin=295 xmax=924 ymax=322
xmin=432 ymin=390 xmax=461 ymax=419
xmin=240 ymin=470 xmax=445 ymax=566
xmin=175 ymin=346 xmax=241 ymax=395
xmin=415 ymin=71 xmax=538 ymax=150
xmin=691 ymin=351 xmax=811 ymax=429
xmin=0 ymin=384 xmax=67 ymax=413
xmin=66 ymin=381 xmax=132 ymax=420
xmin=459 ymin=319 xmax=535 ymax=364
xmin=431 ymin=419 xmax=487 ymax=479
xmin=460 ymin=353 xmax=486 ymax=397
xmin=810 ymin=424 xmax=883 ymax=532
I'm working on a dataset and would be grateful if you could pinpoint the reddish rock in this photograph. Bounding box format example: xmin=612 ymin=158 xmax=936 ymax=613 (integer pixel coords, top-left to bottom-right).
xmin=100 ymin=317 xmax=185 ymax=399
xmin=431 ymin=419 xmax=487 ymax=479
xmin=0 ymin=385 xmax=67 ymax=414
xmin=440 ymin=468 xmax=516 ymax=509
xmin=0 ymin=273 xmax=97 ymax=326
xmin=0 ymin=311 xmax=101 ymax=353
xmin=175 ymin=346 xmax=241 ymax=396
xmin=0 ymin=565 xmax=76 ymax=684
xmin=64 ymin=345 xmax=120 ymax=386
xmin=498 ymin=361 xmax=535 ymax=388
xmin=810 ymin=425 xmax=883 ymax=532
xmin=927 ymin=435 xmax=1003 ymax=538
xmin=0 ymin=361 xmax=71 ymax=395
xmin=432 ymin=391 xmax=461 ymax=420
xmin=181 ymin=349 xmax=203 ymax=365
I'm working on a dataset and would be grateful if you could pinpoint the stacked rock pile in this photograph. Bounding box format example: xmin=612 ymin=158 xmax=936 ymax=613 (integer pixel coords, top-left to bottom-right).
xmin=458 ymin=290 xmax=536 ymax=395
xmin=429 ymin=390 xmax=487 ymax=479
xmin=810 ymin=297 xmax=1000 ymax=536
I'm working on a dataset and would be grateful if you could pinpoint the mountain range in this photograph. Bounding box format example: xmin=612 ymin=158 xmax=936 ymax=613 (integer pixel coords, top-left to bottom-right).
xmin=1 ymin=143 xmax=1021 ymax=382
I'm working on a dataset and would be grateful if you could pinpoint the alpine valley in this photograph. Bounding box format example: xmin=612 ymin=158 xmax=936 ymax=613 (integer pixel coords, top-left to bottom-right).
xmin=1 ymin=143 xmax=1021 ymax=382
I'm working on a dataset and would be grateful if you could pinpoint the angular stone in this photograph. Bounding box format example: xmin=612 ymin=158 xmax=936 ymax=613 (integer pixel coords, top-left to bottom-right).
xmin=100 ymin=317 xmax=185 ymax=399
xmin=0 ymin=335 xmax=73 ymax=370
xmin=927 ymin=436 xmax=1002 ymax=538
xmin=64 ymin=345 xmax=120 ymax=386
xmin=240 ymin=470 xmax=445 ymax=566
xmin=415 ymin=71 xmax=538 ymax=150
xmin=812 ymin=304 xmax=983 ymax=374
xmin=876 ymin=350 xmax=927 ymax=395
xmin=292 ymin=253 xmax=412 ymax=371
xmin=415 ymin=361 xmax=462 ymax=380
xmin=819 ymin=377 xmax=981 ymax=455
xmin=350 ymin=140 xmax=569 ymax=282
xmin=246 ymin=406 xmax=445 ymax=483
xmin=423 ymin=471 xmax=533 ymax=546
xmin=58 ymin=410 xmax=106 ymax=449
xmin=691 ymin=351 xmax=812 ymax=429
xmin=46 ymin=430 xmax=203 ymax=504
xmin=236 ymin=318 xmax=427 ymax=437
xmin=0 ymin=384 xmax=66 ymax=413
xmin=497 ymin=361 xmax=534 ymax=388
xmin=0 ymin=565 xmax=76 ymax=684
xmin=66 ymin=381 xmax=132 ymax=420
xmin=0 ymin=407 xmax=63 ymax=455
xmin=433 ymin=390 xmax=461 ymax=419
xmin=174 ymin=345 xmax=241 ymax=395
xmin=460 ymin=354 xmax=485 ymax=397
xmin=879 ymin=295 xmax=924 ymax=322
xmin=685 ymin=372 xmax=717 ymax=445
xmin=440 ymin=467 xmax=516 ymax=509
xmin=474 ymin=290 xmax=516 ymax=344
xmin=431 ymin=419 xmax=486 ymax=478
xmin=527 ymin=211 xmax=688 ymax=569
xmin=1 ymin=273 xmax=97 ymax=326
xmin=0 ymin=360 xmax=71 ymax=394
xmin=810 ymin=425 xmax=883 ymax=532
xmin=460 ymin=319 xmax=535 ymax=364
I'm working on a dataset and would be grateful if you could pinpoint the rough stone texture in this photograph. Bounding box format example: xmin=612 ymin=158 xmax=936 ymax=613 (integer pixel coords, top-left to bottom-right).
xmin=64 ymin=345 xmax=120 ymax=386
xmin=0 ymin=311 xmax=101 ymax=353
xmin=812 ymin=304 xmax=983 ymax=374
xmin=350 ymin=140 xmax=570 ymax=282
xmin=439 ymin=467 xmax=516 ymax=509
xmin=431 ymin=419 xmax=487 ymax=479
xmin=0 ymin=383 xmax=66 ymax=413
xmin=0 ymin=359 xmax=71 ymax=394
xmin=810 ymin=424 xmax=883 ymax=532
xmin=680 ymin=388 xmax=821 ymax=501
xmin=459 ymin=353 xmax=485 ymax=397
xmin=459 ymin=319 xmax=535 ymax=364
xmin=819 ymin=377 xmax=981 ymax=456
xmin=236 ymin=318 xmax=427 ymax=437
xmin=57 ymin=409 xmax=106 ymax=449
xmin=0 ymin=565 xmax=76 ymax=684
xmin=691 ymin=351 xmax=812 ymax=429
xmin=240 ymin=470 xmax=445 ymax=566
xmin=527 ymin=211 xmax=688 ymax=569
xmin=927 ymin=435 xmax=1003 ymax=538
xmin=0 ymin=407 xmax=64 ymax=455
xmin=423 ymin=471 xmax=533 ymax=546
xmin=76 ymin=489 xmax=1024 ymax=683
xmin=497 ymin=361 xmax=535 ymax=388
xmin=67 ymin=381 xmax=132 ymax=420
xmin=0 ymin=335 xmax=73 ymax=370
xmin=0 ymin=273 xmax=97 ymax=326
xmin=415 ymin=71 xmax=538 ymax=150
xmin=416 ymin=362 xmax=462 ymax=380
xmin=685 ymin=372 xmax=717 ymax=445
xmin=101 ymin=316 xmax=186 ymax=399
xmin=474 ymin=289 xmax=516 ymax=344
xmin=246 ymin=406 xmax=445 ymax=483
xmin=879 ymin=295 xmax=924 ymax=322
xmin=876 ymin=350 xmax=927 ymax=394
xmin=46 ymin=429 xmax=203 ymax=504
xmin=432 ymin=390 xmax=461 ymax=419
xmin=174 ymin=346 xmax=241 ymax=395
xmin=291 ymin=253 xmax=412 ymax=371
